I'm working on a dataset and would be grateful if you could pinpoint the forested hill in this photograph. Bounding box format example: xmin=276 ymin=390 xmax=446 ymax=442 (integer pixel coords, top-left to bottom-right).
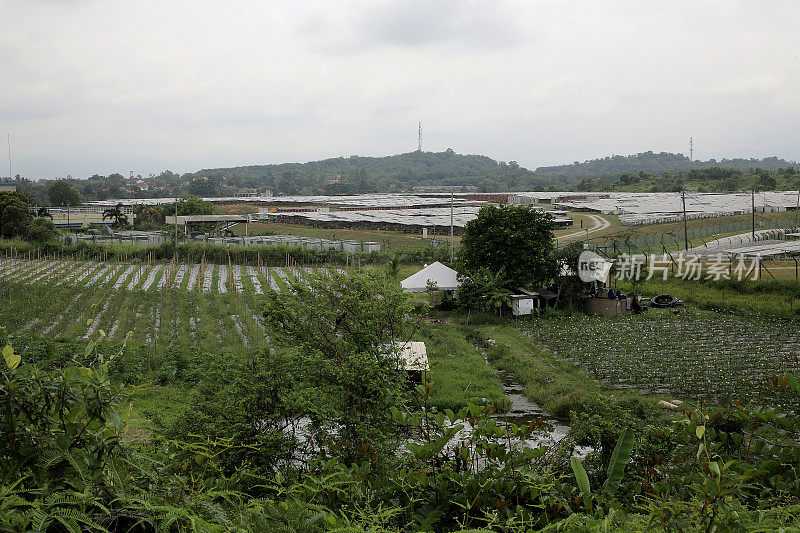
xmin=13 ymin=150 xmax=800 ymax=203
xmin=196 ymin=150 xmax=798 ymax=194
xmin=194 ymin=150 xmax=532 ymax=195
xmin=535 ymin=152 xmax=797 ymax=181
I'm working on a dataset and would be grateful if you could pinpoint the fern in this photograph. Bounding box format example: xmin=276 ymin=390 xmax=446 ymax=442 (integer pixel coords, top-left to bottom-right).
xmin=106 ymin=456 xmax=131 ymax=498
xmin=53 ymin=515 xmax=82 ymax=533
xmin=43 ymin=447 xmax=93 ymax=490
xmin=48 ymin=507 xmax=109 ymax=533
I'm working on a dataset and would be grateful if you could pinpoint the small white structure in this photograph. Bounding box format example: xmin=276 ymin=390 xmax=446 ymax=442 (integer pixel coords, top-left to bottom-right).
xmin=400 ymin=262 xmax=461 ymax=293
xmin=393 ymin=341 xmax=429 ymax=371
xmin=510 ymin=295 xmax=534 ymax=316
xmin=380 ymin=341 xmax=429 ymax=383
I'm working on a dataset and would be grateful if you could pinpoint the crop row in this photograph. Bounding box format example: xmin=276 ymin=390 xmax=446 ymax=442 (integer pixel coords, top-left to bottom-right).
xmin=0 ymin=258 xmax=348 ymax=360
xmin=0 ymin=258 xmax=345 ymax=295
xmin=523 ymin=310 xmax=800 ymax=409
xmin=0 ymin=278 xmax=267 ymax=358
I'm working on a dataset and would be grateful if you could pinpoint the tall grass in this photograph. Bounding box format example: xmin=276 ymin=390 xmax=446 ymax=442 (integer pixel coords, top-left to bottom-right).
xmin=620 ymin=276 xmax=800 ymax=320
xmin=413 ymin=322 xmax=506 ymax=410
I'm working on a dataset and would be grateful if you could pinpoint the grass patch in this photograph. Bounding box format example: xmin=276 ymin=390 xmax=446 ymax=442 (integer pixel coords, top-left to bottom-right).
xmin=414 ymin=321 xmax=506 ymax=411
xmin=620 ymin=275 xmax=800 ymax=321
xmin=119 ymin=383 xmax=196 ymax=444
xmin=464 ymin=315 xmax=660 ymax=420
xmin=230 ymin=220 xmax=437 ymax=251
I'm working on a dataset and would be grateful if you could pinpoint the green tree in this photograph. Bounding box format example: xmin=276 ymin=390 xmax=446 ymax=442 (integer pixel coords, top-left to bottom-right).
xmin=261 ymin=270 xmax=416 ymax=464
xmin=26 ymin=218 xmax=58 ymax=243
xmin=133 ymin=205 xmax=164 ymax=230
xmin=0 ymin=192 xmax=33 ymax=239
xmin=457 ymin=205 xmax=556 ymax=289
xmin=47 ymin=180 xmax=81 ymax=207
xmin=176 ymin=194 xmax=215 ymax=216
xmin=102 ymin=203 xmax=129 ymax=228
xmin=550 ymin=242 xmax=589 ymax=308
xmin=168 ymin=348 xmax=302 ymax=473
xmin=457 ymin=266 xmax=512 ymax=314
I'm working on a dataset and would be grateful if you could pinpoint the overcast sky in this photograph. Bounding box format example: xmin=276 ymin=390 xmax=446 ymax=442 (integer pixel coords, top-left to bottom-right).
xmin=2 ymin=0 xmax=799 ymax=179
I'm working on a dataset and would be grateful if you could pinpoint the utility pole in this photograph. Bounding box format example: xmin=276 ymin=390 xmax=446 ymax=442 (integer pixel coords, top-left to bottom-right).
xmin=6 ymin=133 xmax=10 ymax=179
xmin=449 ymin=192 xmax=454 ymax=262
xmin=174 ymin=196 xmax=178 ymax=246
xmin=689 ymin=137 xmax=693 ymax=162
xmin=795 ymin=188 xmax=799 ymax=230
xmin=682 ymin=190 xmax=689 ymax=251
xmin=751 ymin=189 xmax=756 ymax=240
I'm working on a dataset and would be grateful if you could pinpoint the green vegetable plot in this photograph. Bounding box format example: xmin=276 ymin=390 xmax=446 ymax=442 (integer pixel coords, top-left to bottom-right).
xmin=524 ymin=310 xmax=800 ymax=409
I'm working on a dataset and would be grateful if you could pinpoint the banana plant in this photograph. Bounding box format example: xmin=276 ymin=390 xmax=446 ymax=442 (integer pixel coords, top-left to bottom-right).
xmin=570 ymin=427 xmax=635 ymax=512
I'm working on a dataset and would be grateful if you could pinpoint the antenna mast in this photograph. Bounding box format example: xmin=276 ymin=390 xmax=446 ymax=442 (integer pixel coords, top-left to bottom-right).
xmin=7 ymin=133 xmax=11 ymax=179
xmin=689 ymin=137 xmax=693 ymax=162
xmin=417 ymin=122 xmax=422 ymax=152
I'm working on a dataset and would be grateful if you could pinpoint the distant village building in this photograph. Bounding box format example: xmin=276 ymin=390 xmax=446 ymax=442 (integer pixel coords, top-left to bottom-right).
xmin=413 ymin=185 xmax=479 ymax=193
xmin=0 ymin=182 xmax=17 ymax=193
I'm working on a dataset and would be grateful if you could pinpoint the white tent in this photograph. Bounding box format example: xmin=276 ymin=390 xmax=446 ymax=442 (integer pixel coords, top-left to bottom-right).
xmin=400 ymin=262 xmax=461 ymax=293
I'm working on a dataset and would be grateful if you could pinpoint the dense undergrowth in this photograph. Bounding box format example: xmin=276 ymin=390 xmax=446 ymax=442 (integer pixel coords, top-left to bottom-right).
xmin=3 ymin=272 xmax=800 ymax=531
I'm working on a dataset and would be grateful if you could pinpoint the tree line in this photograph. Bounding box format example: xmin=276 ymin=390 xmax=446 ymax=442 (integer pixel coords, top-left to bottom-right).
xmin=8 ymin=150 xmax=799 ymax=201
xmin=575 ymin=165 xmax=800 ymax=193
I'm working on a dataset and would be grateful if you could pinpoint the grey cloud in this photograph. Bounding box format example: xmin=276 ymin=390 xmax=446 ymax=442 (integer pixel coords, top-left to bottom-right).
xmin=296 ymin=0 xmax=526 ymax=53
xmin=1 ymin=0 xmax=799 ymax=179
xmin=351 ymin=0 xmax=525 ymax=48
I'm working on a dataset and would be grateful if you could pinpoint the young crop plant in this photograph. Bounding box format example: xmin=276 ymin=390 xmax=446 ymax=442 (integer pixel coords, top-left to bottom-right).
xmin=524 ymin=309 xmax=800 ymax=409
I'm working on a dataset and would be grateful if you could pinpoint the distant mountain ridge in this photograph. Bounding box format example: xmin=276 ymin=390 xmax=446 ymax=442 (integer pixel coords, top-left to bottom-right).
xmin=196 ymin=150 xmax=797 ymax=193
xmin=534 ymin=151 xmax=797 ymax=181
xmin=13 ymin=150 xmax=800 ymax=204
xmin=194 ymin=150 xmax=504 ymax=194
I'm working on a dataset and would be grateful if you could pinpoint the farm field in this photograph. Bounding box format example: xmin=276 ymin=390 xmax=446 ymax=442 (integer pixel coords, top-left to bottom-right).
xmin=0 ymin=257 xmax=345 ymax=295
xmin=0 ymin=257 xmax=348 ymax=358
xmin=5 ymin=255 xmax=800 ymax=412
xmin=523 ymin=309 xmax=800 ymax=410
xmin=0 ymin=257 xmax=502 ymax=408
